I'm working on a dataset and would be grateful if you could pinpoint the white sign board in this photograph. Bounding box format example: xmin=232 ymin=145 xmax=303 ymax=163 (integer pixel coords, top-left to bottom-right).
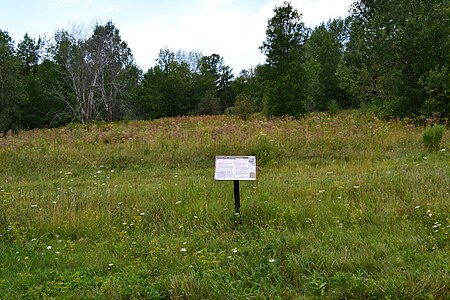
xmin=215 ymin=156 xmax=256 ymax=181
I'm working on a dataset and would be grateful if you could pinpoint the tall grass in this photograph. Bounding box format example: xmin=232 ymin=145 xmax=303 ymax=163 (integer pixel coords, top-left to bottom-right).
xmin=0 ymin=111 xmax=449 ymax=299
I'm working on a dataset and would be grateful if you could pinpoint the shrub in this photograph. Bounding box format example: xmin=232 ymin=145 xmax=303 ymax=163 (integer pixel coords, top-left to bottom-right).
xmin=327 ymin=100 xmax=340 ymax=116
xmin=227 ymin=94 xmax=255 ymax=120
xmin=422 ymin=124 xmax=446 ymax=151
xmin=249 ymin=133 xmax=280 ymax=165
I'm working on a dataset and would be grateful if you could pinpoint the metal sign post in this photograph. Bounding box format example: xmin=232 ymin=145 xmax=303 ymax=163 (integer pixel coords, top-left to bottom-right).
xmin=214 ymin=156 xmax=256 ymax=215
xmin=233 ymin=180 xmax=240 ymax=214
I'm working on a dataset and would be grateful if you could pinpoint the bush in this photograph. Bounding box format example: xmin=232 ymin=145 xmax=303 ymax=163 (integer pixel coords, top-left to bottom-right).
xmin=249 ymin=133 xmax=280 ymax=165
xmin=423 ymin=125 xmax=446 ymax=151
xmin=327 ymin=100 xmax=340 ymax=116
xmin=227 ymin=94 xmax=255 ymax=120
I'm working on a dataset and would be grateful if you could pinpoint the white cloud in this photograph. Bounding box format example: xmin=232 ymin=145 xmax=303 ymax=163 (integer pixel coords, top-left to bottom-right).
xmin=125 ymin=1 xmax=276 ymax=73
xmin=294 ymin=0 xmax=353 ymax=26
xmin=200 ymin=0 xmax=236 ymax=8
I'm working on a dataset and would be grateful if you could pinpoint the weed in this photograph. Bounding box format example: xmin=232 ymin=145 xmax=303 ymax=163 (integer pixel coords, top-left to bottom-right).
xmin=423 ymin=124 xmax=446 ymax=151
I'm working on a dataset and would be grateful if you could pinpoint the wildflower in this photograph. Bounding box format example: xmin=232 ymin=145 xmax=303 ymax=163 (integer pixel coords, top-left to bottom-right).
xmin=440 ymin=148 xmax=446 ymax=152
xmin=47 ymin=246 xmax=52 ymax=250
xmin=193 ymin=215 xmax=198 ymax=219
xmin=97 ymin=170 xmax=102 ymax=174
xmin=175 ymin=201 xmax=182 ymax=205
xmin=353 ymin=185 xmax=360 ymax=189
xmin=108 ymin=263 xmax=114 ymax=267
xmin=387 ymin=171 xmax=391 ymax=174
xmin=227 ymin=256 xmax=232 ymax=259
xmin=179 ymin=225 xmax=183 ymax=229
xmin=268 ymin=259 xmax=276 ymax=263
xmin=30 ymin=238 xmax=36 ymax=242
xmin=55 ymin=252 xmax=61 ymax=255
xmin=180 ymin=248 xmax=187 ymax=252
xmin=231 ymin=248 xmax=238 ymax=253
xmin=111 ymin=170 xmax=115 ymax=172
xmin=337 ymin=196 xmax=342 ymax=199
xmin=327 ymin=172 xmax=334 ymax=175
xmin=140 ymin=212 xmax=145 ymax=216
xmin=319 ymin=190 xmax=325 ymax=193
xmin=183 ymin=241 xmax=187 ymax=245
xmin=415 ymin=205 xmax=420 ymax=209
xmin=423 ymin=157 xmax=428 ymax=160
xmin=31 ymin=204 xmax=38 ymax=208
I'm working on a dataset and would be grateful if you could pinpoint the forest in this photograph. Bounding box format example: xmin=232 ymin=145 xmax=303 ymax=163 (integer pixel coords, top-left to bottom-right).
xmin=1 ymin=0 xmax=449 ymax=133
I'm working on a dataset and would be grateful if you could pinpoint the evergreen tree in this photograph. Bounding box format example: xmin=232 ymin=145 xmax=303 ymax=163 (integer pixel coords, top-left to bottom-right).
xmin=0 ymin=30 xmax=25 ymax=133
xmin=260 ymin=1 xmax=310 ymax=116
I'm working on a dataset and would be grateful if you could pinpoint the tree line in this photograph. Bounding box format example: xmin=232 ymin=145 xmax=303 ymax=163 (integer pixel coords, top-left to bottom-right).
xmin=1 ymin=0 xmax=449 ymax=133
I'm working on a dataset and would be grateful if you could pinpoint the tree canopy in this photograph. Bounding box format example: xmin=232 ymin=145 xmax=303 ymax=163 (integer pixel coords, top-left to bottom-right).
xmin=0 ymin=0 xmax=449 ymax=133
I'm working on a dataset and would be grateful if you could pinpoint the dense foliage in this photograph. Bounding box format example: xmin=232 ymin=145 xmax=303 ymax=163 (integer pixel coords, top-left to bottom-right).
xmin=1 ymin=0 xmax=449 ymax=132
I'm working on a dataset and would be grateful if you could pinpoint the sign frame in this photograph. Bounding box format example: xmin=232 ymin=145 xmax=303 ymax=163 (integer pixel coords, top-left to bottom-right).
xmin=214 ymin=156 xmax=257 ymax=181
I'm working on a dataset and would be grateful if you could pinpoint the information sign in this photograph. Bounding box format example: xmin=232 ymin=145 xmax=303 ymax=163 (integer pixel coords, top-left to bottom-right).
xmin=214 ymin=156 xmax=256 ymax=181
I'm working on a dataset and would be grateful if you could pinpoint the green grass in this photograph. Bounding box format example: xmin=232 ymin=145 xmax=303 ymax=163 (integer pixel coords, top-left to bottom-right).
xmin=0 ymin=111 xmax=449 ymax=299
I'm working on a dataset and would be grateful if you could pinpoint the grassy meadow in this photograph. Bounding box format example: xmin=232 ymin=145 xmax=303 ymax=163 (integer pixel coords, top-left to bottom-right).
xmin=0 ymin=111 xmax=449 ymax=299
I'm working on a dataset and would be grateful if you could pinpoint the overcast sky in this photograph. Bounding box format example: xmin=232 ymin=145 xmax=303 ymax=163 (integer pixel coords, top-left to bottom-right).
xmin=1 ymin=0 xmax=353 ymax=74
